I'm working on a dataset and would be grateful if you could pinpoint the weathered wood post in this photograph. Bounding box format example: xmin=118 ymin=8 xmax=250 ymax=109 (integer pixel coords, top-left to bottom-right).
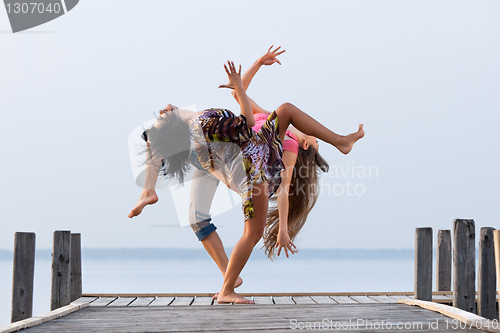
xmin=436 ymin=230 xmax=451 ymax=291
xmin=478 ymin=227 xmax=496 ymax=319
xmin=51 ymin=230 xmax=71 ymax=310
xmin=453 ymin=219 xmax=475 ymax=313
xmin=415 ymin=227 xmax=432 ymax=301
xmin=11 ymin=232 xmax=36 ymax=323
xmin=70 ymin=233 xmax=82 ymax=302
xmin=494 ymin=230 xmax=500 ymax=318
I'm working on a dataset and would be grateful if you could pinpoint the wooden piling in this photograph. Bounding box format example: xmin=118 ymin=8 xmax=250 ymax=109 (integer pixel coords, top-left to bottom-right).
xmin=478 ymin=227 xmax=496 ymax=319
xmin=452 ymin=219 xmax=475 ymax=313
xmin=493 ymin=230 xmax=500 ymax=318
xmin=51 ymin=230 xmax=71 ymax=311
xmin=436 ymin=230 xmax=451 ymax=291
xmin=11 ymin=232 xmax=36 ymax=323
xmin=70 ymin=233 xmax=82 ymax=302
xmin=414 ymin=227 xmax=432 ymax=301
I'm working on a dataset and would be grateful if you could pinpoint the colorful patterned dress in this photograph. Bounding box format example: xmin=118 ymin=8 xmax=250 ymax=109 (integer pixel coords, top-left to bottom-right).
xmin=190 ymin=109 xmax=284 ymax=220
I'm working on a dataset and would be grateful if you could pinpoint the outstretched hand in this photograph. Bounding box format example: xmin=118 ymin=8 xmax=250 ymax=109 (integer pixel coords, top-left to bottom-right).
xmin=259 ymin=45 xmax=286 ymax=66
xmin=218 ymin=61 xmax=242 ymax=90
xmin=276 ymin=230 xmax=297 ymax=258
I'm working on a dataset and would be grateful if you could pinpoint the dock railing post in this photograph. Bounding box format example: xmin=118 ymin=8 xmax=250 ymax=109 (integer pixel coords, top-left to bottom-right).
xmin=493 ymin=230 xmax=500 ymax=319
xmin=51 ymin=230 xmax=71 ymax=311
xmin=70 ymin=233 xmax=82 ymax=302
xmin=436 ymin=230 xmax=451 ymax=291
xmin=453 ymin=219 xmax=476 ymax=313
xmin=478 ymin=227 xmax=496 ymax=319
xmin=11 ymin=232 xmax=36 ymax=323
xmin=415 ymin=227 xmax=433 ymax=301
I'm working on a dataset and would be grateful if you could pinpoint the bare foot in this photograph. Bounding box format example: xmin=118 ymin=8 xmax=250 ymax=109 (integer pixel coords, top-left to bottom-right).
xmin=338 ymin=124 xmax=365 ymax=155
xmin=217 ymin=291 xmax=254 ymax=304
xmin=128 ymin=190 xmax=158 ymax=218
xmin=212 ymin=276 xmax=243 ymax=300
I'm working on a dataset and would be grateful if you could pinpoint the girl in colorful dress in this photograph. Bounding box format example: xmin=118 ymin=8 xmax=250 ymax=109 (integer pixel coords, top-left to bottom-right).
xmin=129 ymin=55 xmax=364 ymax=304
xmin=189 ymin=47 xmax=331 ymax=297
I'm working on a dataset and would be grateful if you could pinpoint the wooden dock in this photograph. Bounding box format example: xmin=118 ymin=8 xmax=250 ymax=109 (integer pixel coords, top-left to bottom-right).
xmin=2 ymin=292 xmax=498 ymax=333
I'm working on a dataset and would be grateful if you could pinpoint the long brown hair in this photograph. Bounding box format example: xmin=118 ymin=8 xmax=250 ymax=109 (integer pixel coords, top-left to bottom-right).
xmin=144 ymin=109 xmax=192 ymax=184
xmin=263 ymin=146 xmax=329 ymax=259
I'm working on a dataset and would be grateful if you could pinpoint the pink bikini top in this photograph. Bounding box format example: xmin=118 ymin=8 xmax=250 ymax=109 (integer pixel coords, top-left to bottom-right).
xmin=252 ymin=113 xmax=299 ymax=155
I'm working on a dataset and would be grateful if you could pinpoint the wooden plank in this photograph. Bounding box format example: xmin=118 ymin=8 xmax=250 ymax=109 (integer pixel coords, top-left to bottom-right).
xmin=399 ymin=299 xmax=496 ymax=333
xmin=11 ymin=232 xmax=36 ymax=323
xmin=478 ymin=227 xmax=496 ymax=320
xmin=191 ymin=297 xmax=213 ymax=306
xmin=89 ymin=297 xmax=117 ymax=307
xmin=349 ymin=295 xmax=378 ymax=304
xmin=310 ymin=296 xmax=337 ymax=304
xmin=170 ymin=297 xmax=194 ymax=306
xmin=0 ymin=297 xmax=92 ymax=333
xmin=107 ymin=297 xmax=136 ymax=307
xmin=453 ymin=219 xmax=476 ymax=313
xmin=369 ymin=295 xmax=398 ymax=303
xmin=74 ymin=296 xmax=98 ymax=304
xmin=128 ymin=297 xmax=154 ymax=307
xmin=148 ymin=297 xmax=174 ymax=306
xmin=253 ymin=296 xmax=273 ymax=305
xmin=415 ymin=227 xmax=433 ymax=301
xmin=51 ymin=230 xmax=72 ymax=311
xmin=330 ymin=296 xmax=358 ymax=304
xmin=292 ymin=296 xmax=316 ymax=304
xmin=69 ymin=233 xmax=82 ymax=302
xmin=436 ymin=230 xmax=452 ymax=291
xmin=387 ymin=295 xmax=412 ymax=301
xmin=272 ymin=296 xmax=295 ymax=305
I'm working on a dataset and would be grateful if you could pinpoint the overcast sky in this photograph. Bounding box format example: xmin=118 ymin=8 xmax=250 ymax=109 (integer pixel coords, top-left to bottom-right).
xmin=1 ymin=0 xmax=499 ymax=250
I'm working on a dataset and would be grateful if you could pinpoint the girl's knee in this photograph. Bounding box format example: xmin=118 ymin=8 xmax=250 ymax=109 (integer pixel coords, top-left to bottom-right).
xmin=276 ymin=102 xmax=294 ymax=114
xmin=244 ymin=225 xmax=265 ymax=245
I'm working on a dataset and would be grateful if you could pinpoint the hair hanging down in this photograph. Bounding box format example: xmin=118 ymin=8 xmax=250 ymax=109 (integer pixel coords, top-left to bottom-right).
xmin=144 ymin=109 xmax=192 ymax=184
xmin=263 ymin=146 xmax=329 ymax=259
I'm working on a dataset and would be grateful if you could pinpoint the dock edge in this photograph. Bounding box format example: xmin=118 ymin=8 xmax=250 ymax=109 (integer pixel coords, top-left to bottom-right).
xmin=398 ymin=298 xmax=500 ymax=333
xmin=0 ymin=297 xmax=96 ymax=333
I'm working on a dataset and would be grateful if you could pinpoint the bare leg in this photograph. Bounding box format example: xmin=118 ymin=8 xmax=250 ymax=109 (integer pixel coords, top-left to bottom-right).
xmin=217 ymin=183 xmax=269 ymax=304
xmin=201 ymin=232 xmax=243 ymax=292
xmin=189 ymin=168 xmax=242 ymax=292
xmin=275 ymin=103 xmax=364 ymax=154
xmin=128 ymin=142 xmax=161 ymax=218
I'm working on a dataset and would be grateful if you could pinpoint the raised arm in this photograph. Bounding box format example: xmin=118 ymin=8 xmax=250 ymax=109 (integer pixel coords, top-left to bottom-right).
xmin=241 ymin=45 xmax=285 ymax=91
xmin=275 ymin=150 xmax=298 ymax=258
xmin=219 ymin=61 xmax=255 ymax=127
xmin=232 ymin=46 xmax=285 ymax=114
